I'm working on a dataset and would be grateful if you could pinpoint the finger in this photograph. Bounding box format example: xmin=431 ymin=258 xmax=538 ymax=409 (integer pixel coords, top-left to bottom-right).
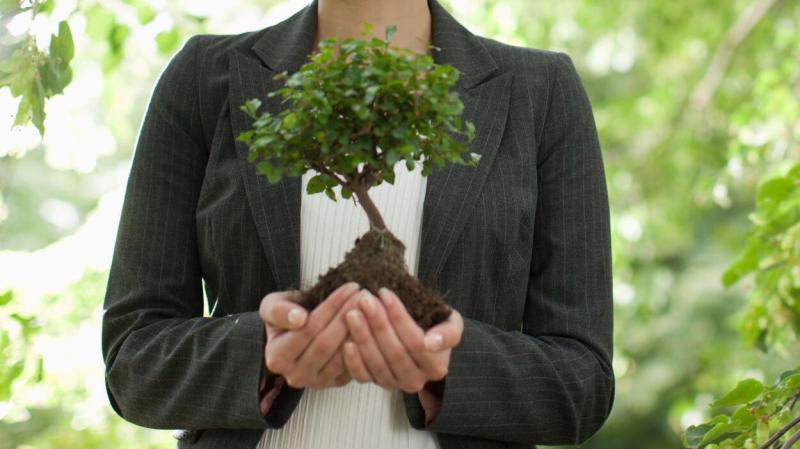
xmin=333 ymin=370 xmax=352 ymax=387
xmin=260 ymin=289 xmax=307 ymax=330
xmin=264 ymin=320 xmax=289 ymax=349
xmin=345 ymin=305 xmax=398 ymax=389
xmin=375 ymin=287 xmax=440 ymax=376
xmin=293 ymin=290 xmax=363 ymax=377
xmin=421 ymin=307 xmax=464 ymax=352
xmin=304 ymin=281 xmax=361 ymax=337
xmin=356 ymin=290 xmax=427 ymax=393
xmin=343 ymin=340 xmax=373 ymax=383
xmin=376 ymin=287 xmax=426 ymax=352
xmin=271 ymin=282 xmax=361 ymax=362
xmin=315 ymin=347 xmax=344 ymax=383
xmin=308 ymin=353 xmax=350 ymax=390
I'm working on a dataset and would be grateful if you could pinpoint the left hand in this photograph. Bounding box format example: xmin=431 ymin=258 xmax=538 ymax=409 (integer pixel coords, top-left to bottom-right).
xmin=342 ymin=287 xmax=464 ymax=393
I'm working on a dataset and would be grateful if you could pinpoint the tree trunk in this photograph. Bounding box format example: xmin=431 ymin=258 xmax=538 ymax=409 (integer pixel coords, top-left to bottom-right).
xmin=352 ymin=187 xmax=387 ymax=231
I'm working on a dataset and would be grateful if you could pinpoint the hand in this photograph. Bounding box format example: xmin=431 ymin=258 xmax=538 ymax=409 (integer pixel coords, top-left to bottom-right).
xmin=259 ymin=282 xmax=362 ymax=390
xmin=342 ymin=287 xmax=464 ymax=393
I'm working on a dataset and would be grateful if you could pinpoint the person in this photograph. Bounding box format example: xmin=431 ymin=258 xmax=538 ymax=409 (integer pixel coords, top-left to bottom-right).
xmin=100 ymin=0 xmax=615 ymax=448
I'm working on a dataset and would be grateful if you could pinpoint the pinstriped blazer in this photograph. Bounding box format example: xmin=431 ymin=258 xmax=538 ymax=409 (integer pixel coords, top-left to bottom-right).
xmin=100 ymin=0 xmax=615 ymax=448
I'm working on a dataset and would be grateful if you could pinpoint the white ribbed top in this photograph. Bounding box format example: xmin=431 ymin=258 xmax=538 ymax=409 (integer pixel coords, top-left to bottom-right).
xmin=255 ymin=159 xmax=441 ymax=449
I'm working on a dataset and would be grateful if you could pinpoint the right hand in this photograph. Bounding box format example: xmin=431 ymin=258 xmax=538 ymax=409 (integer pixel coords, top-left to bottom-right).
xmin=259 ymin=281 xmax=363 ymax=390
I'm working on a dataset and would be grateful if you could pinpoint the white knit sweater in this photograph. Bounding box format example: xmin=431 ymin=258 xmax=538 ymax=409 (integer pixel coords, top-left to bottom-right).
xmin=255 ymin=160 xmax=441 ymax=449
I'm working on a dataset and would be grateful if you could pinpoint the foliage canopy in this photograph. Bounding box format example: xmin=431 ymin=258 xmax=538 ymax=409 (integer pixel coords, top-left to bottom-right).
xmin=237 ymin=23 xmax=478 ymax=207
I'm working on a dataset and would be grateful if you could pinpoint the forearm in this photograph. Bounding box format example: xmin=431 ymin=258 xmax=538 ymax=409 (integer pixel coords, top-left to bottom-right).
xmin=105 ymin=312 xmax=271 ymax=429
xmin=405 ymin=316 xmax=613 ymax=444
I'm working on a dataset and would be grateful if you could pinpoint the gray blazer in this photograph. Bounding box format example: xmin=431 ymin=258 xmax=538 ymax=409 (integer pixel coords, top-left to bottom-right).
xmin=101 ymin=0 xmax=614 ymax=448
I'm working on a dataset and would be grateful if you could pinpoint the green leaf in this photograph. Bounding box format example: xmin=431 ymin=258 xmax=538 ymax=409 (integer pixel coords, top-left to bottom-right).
xmin=712 ymin=379 xmax=764 ymax=408
xmin=324 ymin=187 xmax=337 ymax=201
xmin=85 ymin=5 xmax=115 ymax=41
xmin=699 ymin=417 xmax=735 ymax=446
xmin=50 ymin=21 xmax=74 ymax=65
xmin=110 ymin=22 xmax=130 ymax=53
xmin=136 ymin=3 xmax=157 ymax=24
xmin=256 ymin=161 xmax=282 ymax=184
xmin=341 ymin=186 xmax=352 ymax=199
xmin=722 ymin=236 xmax=761 ymax=287
xmin=385 ymin=24 xmax=397 ymax=43
xmin=155 ymin=28 xmax=180 ymax=55
xmin=282 ymin=112 xmax=298 ymax=129
xmin=757 ymin=176 xmax=794 ymax=206
xmin=241 ymin=98 xmax=262 ymax=119
xmin=385 ymin=148 xmax=401 ymax=165
xmin=307 ymin=174 xmax=327 ymax=194
xmin=35 ymin=0 xmax=55 ymax=13
xmin=360 ymin=21 xmax=374 ymax=38
xmin=0 ymin=290 xmax=12 ymax=306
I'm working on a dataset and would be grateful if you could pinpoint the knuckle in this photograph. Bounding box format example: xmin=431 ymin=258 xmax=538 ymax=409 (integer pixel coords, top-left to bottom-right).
xmin=265 ymin=354 xmax=281 ymax=373
xmin=356 ymin=374 xmax=371 ymax=383
xmin=407 ymin=338 xmax=425 ymax=353
xmin=372 ymin=365 xmax=390 ymax=380
xmin=371 ymin=318 xmax=390 ymax=332
xmin=386 ymin=346 xmax=405 ymax=362
xmin=302 ymin=322 xmax=321 ymax=340
xmin=311 ymin=340 xmax=334 ymax=358
xmin=285 ymin=376 xmax=301 ymax=388
xmin=404 ymin=380 xmax=424 ymax=393
xmin=433 ymin=366 xmax=448 ymax=380
xmin=350 ymin=327 xmax=370 ymax=344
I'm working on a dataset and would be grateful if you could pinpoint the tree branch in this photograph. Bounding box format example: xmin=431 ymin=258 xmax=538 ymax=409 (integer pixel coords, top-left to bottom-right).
xmin=311 ymin=163 xmax=348 ymax=187
xmin=690 ymin=0 xmax=780 ymax=110
xmin=759 ymin=414 xmax=800 ymax=449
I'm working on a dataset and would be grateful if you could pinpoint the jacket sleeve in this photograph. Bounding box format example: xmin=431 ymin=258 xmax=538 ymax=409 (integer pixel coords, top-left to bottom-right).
xmin=101 ymin=34 xmax=301 ymax=431
xmin=405 ymin=51 xmax=615 ymax=446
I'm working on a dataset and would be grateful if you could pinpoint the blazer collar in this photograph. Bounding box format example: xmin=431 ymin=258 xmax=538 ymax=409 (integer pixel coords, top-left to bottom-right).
xmin=250 ymin=0 xmax=498 ymax=88
xmin=228 ymin=0 xmax=512 ymax=293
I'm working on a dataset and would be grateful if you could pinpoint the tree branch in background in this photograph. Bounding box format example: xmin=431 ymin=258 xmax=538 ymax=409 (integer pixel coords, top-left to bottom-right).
xmin=690 ymin=0 xmax=780 ymax=110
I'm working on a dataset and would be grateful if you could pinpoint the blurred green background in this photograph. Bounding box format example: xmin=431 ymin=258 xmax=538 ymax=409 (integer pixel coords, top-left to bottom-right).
xmin=1 ymin=0 xmax=798 ymax=448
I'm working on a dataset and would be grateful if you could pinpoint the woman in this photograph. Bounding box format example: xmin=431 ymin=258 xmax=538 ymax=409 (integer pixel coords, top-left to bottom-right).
xmin=101 ymin=0 xmax=615 ymax=448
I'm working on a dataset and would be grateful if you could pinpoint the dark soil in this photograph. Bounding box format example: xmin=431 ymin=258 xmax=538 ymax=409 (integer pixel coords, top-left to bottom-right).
xmin=292 ymin=227 xmax=452 ymax=330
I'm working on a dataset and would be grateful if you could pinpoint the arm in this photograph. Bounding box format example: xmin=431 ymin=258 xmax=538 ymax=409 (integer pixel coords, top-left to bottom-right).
xmin=405 ymin=51 xmax=614 ymax=445
xmin=101 ymin=35 xmax=301 ymax=431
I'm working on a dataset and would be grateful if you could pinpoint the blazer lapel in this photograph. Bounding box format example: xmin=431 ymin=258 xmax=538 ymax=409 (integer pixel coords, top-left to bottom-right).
xmin=228 ymin=0 xmax=512 ymax=294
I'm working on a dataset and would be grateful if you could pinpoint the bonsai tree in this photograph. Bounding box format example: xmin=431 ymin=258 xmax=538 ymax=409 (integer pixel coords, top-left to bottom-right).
xmin=237 ymin=23 xmax=478 ymax=330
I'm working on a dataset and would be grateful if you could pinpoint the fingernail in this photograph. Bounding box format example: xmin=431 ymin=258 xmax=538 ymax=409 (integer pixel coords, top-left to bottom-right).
xmin=346 ymin=309 xmax=361 ymax=326
xmin=288 ymin=308 xmax=305 ymax=325
xmin=378 ymin=287 xmax=391 ymax=305
xmin=424 ymin=333 xmax=443 ymax=351
xmin=359 ymin=291 xmax=376 ymax=315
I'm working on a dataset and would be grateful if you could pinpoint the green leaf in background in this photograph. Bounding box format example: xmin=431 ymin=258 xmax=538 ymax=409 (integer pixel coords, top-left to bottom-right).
xmin=51 ymin=21 xmax=75 ymax=64
xmin=711 ymin=378 xmax=764 ymax=408
xmin=384 ymin=23 xmax=397 ymax=43
xmin=0 ymin=290 xmax=12 ymax=306
xmin=257 ymin=160 xmax=282 ymax=184
xmin=85 ymin=5 xmax=116 ymax=41
xmin=134 ymin=1 xmax=157 ymax=24
xmin=34 ymin=0 xmax=54 ymax=14
xmin=155 ymin=28 xmax=181 ymax=55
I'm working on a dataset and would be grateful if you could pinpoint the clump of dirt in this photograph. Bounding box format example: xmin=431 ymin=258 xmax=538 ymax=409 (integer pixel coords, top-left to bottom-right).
xmin=292 ymin=227 xmax=452 ymax=330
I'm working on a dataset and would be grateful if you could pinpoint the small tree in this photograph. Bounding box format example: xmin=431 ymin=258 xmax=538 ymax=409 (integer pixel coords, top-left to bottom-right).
xmin=238 ymin=23 xmax=478 ymax=329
